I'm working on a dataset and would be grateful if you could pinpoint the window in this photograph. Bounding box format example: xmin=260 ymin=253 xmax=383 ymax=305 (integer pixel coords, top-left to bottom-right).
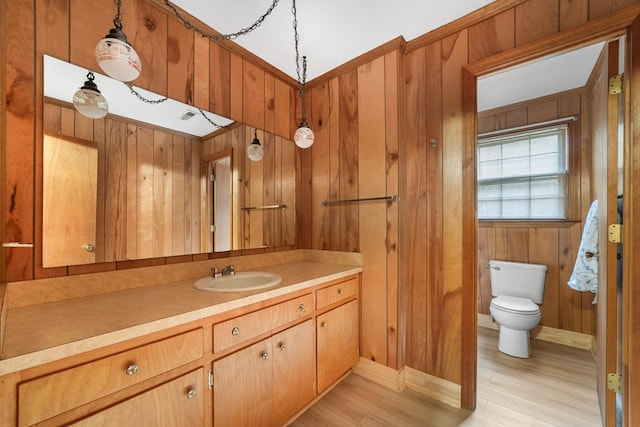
xmin=477 ymin=125 xmax=568 ymax=220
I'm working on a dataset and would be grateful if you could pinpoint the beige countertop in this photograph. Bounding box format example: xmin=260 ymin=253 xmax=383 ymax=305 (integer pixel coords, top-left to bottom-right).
xmin=0 ymin=260 xmax=362 ymax=377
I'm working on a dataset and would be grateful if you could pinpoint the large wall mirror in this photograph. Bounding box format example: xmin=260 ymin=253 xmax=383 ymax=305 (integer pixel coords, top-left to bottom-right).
xmin=42 ymin=56 xmax=296 ymax=268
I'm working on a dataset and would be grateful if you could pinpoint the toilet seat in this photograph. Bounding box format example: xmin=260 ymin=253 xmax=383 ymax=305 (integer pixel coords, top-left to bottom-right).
xmin=490 ymin=295 xmax=540 ymax=315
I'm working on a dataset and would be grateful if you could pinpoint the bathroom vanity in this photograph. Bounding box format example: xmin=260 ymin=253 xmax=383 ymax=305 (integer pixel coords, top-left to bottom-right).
xmin=0 ymin=252 xmax=361 ymax=426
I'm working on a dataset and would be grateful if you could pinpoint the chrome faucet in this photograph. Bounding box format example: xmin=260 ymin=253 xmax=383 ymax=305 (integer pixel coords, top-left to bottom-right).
xmin=222 ymin=265 xmax=235 ymax=276
xmin=211 ymin=267 xmax=222 ymax=278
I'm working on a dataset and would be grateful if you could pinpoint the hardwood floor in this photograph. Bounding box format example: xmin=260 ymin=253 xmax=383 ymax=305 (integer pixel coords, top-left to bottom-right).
xmin=291 ymin=327 xmax=601 ymax=426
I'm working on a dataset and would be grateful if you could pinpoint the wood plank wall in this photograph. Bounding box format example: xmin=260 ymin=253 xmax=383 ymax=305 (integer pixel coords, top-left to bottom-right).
xmin=3 ymin=0 xmax=298 ymax=281
xmin=302 ymin=0 xmax=640 ymax=390
xmin=477 ymin=90 xmax=596 ymax=335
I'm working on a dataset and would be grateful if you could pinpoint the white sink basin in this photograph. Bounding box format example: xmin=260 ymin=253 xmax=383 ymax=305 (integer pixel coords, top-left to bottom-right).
xmin=193 ymin=271 xmax=282 ymax=292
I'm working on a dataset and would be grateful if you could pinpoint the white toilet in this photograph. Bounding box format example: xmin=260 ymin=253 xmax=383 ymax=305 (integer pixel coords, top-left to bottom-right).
xmin=489 ymin=260 xmax=547 ymax=358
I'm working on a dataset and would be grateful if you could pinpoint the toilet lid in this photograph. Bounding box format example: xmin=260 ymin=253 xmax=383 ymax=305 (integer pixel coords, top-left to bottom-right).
xmin=491 ymin=295 xmax=540 ymax=314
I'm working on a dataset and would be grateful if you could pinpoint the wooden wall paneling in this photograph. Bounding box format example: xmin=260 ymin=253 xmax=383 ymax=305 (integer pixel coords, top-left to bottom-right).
xmin=338 ymin=70 xmax=359 ymax=252
xmin=209 ymin=41 xmax=231 ymax=118
xmin=559 ymin=0 xmax=589 ymax=30
xmin=558 ymin=223 xmax=586 ymax=333
xmin=514 ymin=0 xmax=560 ymax=46
xmin=426 ymin=41 xmax=444 ymax=376
xmin=468 ymin=9 xmax=515 ymax=64
xmin=441 ymin=30 xmax=467 ymax=384
xmin=5 ymin=0 xmax=35 ymax=281
xmin=69 ymin=0 xmax=112 ymax=72
xmin=230 ymin=53 xmax=243 ymax=122
xmin=36 ymin=0 xmax=70 ymax=279
xmin=182 ymin=138 xmax=194 ymax=253
xmin=262 ymin=131 xmax=275 ymax=247
xmin=126 ymin=124 xmax=138 ymax=261
xmin=274 ymin=79 xmax=291 ymax=139
xmin=171 ymin=135 xmax=186 ymax=255
xmin=193 ymin=35 xmax=209 ymax=110
xmin=129 ymin=0 xmax=168 ymax=95
xmin=589 ymin=0 xmax=638 ymax=20
xmin=191 ymin=135 xmax=203 ymax=254
xmin=281 ymin=138 xmax=295 ymax=246
xmin=357 ymin=56 xmax=388 ymax=365
xmin=404 ymin=47 xmax=428 ymax=372
xmin=384 ymin=50 xmax=400 ymax=369
xmin=506 ymin=228 xmax=529 ymax=261
xmin=527 ymin=99 xmax=559 ymax=124
xmin=167 ymin=16 xmax=194 ymax=105
xmin=309 ymin=82 xmax=330 ymax=250
xmin=152 ymin=130 xmax=172 ymax=257
xmin=273 ymin=135 xmax=282 ymax=246
xmin=529 ymin=228 xmax=560 ymax=328
xmin=328 ymin=79 xmax=341 ymax=250
xmin=264 ymin=74 xmax=276 ymax=135
xmin=477 ymin=227 xmax=495 ymax=314
xmin=505 ymin=107 xmax=527 ymax=128
xmin=242 ymin=60 xmax=265 ymax=130
xmin=60 ymin=108 xmax=75 ymax=136
xmin=136 ymin=126 xmax=154 ymax=260
xmin=247 ymin=127 xmax=264 ymax=248
xmin=104 ymin=120 xmax=128 ymax=261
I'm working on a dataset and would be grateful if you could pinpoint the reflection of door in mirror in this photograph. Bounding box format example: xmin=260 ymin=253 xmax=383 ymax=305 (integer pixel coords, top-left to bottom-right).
xmin=43 ymin=133 xmax=97 ymax=267
xmin=211 ymin=156 xmax=232 ymax=252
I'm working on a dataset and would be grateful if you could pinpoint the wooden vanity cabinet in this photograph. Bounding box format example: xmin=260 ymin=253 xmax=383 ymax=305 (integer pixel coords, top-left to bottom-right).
xmin=17 ymin=329 xmax=204 ymax=426
xmin=70 ymin=368 xmax=205 ymax=426
xmin=213 ymin=319 xmax=315 ymax=427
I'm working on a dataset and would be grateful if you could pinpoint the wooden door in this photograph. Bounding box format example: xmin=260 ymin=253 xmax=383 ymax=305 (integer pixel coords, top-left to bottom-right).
xmin=316 ymin=300 xmax=359 ymax=393
xmin=592 ymin=40 xmax=623 ymax=427
xmin=213 ymin=338 xmax=273 ymax=427
xmin=42 ymin=133 xmax=97 ymax=267
xmin=271 ymin=319 xmax=316 ymax=426
xmin=71 ymin=369 xmax=204 ymax=426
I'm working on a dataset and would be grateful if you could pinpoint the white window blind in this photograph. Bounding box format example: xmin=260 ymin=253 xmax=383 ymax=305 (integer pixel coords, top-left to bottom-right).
xmin=477 ymin=125 xmax=568 ymax=219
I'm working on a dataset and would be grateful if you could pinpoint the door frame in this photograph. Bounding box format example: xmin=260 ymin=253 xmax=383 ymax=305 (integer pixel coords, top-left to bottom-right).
xmin=460 ymin=6 xmax=640 ymax=419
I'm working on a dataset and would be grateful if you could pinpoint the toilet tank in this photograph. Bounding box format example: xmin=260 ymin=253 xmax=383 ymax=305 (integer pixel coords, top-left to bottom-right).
xmin=489 ymin=260 xmax=548 ymax=304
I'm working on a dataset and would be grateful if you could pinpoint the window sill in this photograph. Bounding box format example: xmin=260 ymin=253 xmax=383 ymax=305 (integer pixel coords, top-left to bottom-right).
xmin=479 ymin=220 xmax=580 ymax=228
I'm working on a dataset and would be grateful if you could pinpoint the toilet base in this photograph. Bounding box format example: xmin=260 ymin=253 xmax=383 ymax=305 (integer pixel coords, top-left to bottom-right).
xmin=497 ymin=325 xmax=531 ymax=358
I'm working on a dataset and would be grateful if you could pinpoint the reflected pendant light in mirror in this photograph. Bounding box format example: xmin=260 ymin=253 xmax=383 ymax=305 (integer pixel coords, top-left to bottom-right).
xmin=247 ymin=129 xmax=264 ymax=161
xmin=73 ymin=71 xmax=109 ymax=119
xmin=95 ymin=0 xmax=141 ymax=82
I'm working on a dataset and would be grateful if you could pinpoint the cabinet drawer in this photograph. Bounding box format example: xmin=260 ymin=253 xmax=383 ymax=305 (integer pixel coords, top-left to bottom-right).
xmin=316 ymin=277 xmax=358 ymax=309
xmin=18 ymin=329 xmax=203 ymax=427
xmin=213 ymin=293 xmax=313 ymax=353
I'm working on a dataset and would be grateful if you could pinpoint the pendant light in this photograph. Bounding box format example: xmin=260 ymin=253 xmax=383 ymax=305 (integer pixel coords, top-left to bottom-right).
xmin=95 ymin=0 xmax=141 ymax=82
xmin=247 ymin=129 xmax=264 ymax=161
xmin=292 ymin=0 xmax=314 ymax=149
xmin=72 ymin=72 xmax=109 ymax=119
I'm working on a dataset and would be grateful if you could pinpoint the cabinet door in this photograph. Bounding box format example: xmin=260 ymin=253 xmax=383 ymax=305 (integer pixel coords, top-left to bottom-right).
xmin=71 ymin=368 xmax=204 ymax=426
xmin=272 ymin=319 xmax=316 ymax=426
xmin=213 ymin=339 xmax=273 ymax=427
xmin=317 ymin=300 xmax=359 ymax=393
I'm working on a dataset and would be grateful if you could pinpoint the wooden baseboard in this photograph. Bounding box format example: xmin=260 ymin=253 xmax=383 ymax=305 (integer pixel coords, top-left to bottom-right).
xmin=352 ymin=357 xmax=405 ymax=393
xmin=353 ymin=358 xmax=461 ymax=409
xmin=478 ymin=313 xmax=594 ymax=350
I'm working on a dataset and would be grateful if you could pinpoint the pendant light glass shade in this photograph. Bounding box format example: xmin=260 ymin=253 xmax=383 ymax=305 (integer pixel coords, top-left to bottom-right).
xmin=247 ymin=129 xmax=264 ymax=161
xmin=95 ymin=31 xmax=141 ymax=82
xmin=294 ymin=120 xmax=314 ymax=149
xmin=95 ymin=1 xmax=141 ymax=82
xmin=73 ymin=72 xmax=109 ymax=119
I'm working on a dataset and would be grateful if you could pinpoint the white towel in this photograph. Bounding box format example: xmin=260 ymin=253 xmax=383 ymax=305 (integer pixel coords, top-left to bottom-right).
xmin=567 ymin=200 xmax=598 ymax=293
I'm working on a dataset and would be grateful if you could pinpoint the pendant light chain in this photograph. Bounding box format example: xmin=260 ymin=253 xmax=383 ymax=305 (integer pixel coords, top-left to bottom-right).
xmin=123 ymin=82 xmax=168 ymax=104
xmin=113 ymin=0 xmax=123 ymax=30
xmin=163 ymin=0 xmax=280 ymax=41
xmin=292 ymin=0 xmax=308 ymax=122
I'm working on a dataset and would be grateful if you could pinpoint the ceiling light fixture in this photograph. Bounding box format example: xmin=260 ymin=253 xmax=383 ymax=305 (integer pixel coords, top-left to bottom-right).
xmin=247 ymin=129 xmax=264 ymax=161
xmin=72 ymin=71 xmax=109 ymax=119
xmin=292 ymin=0 xmax=314 ymax=149
xmin=95 ymin=0 xmax=141 ymax=82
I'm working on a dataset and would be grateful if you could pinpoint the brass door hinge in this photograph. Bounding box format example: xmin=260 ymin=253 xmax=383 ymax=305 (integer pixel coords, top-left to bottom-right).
xmin=608 ymin=224 xmax=622 ymax=243
xmin=208 ymin=369 xmax=214 ymax=390
xmin=609 ymin=74 xmax=623 ymax=94
xmin=607 ymin=373 xmax=622 ymax=393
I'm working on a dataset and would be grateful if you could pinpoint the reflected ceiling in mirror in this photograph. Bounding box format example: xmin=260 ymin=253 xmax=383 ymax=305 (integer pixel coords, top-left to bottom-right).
xmin=44 ymin=55 xmax=234 ymax=137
